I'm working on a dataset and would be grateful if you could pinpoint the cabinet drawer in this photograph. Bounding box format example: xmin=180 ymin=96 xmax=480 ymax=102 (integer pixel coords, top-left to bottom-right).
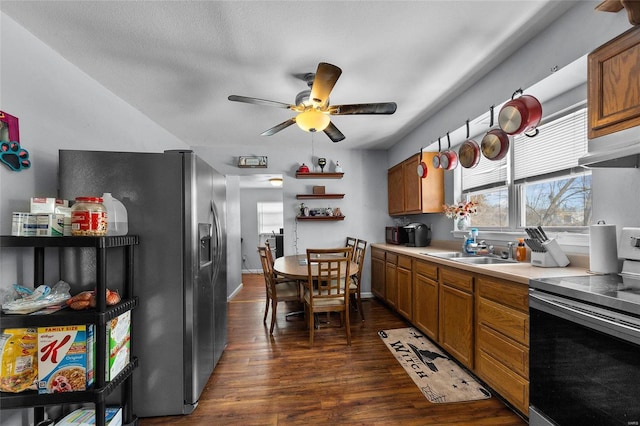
xmin=477 ymin=297 xmax=529 ymax=346
xmin=477 ymin=277 xmax=528 ymax=312
xmin=441 ymin=268 xmax=473 ymax=293
xmin=476 ymin=350 xmax=529 ymax=416
xmin=477 ymin=323 xmax=528 ymax=378
xmin=415 ymin=260 xmax=438 ymax=281
xmin=398 ymin=255 xmax=412 ymax=270
xmin=386 ymin=253 xmax=398 ymax=265
xmin=372 ymin=248 xmax=386 ymax=261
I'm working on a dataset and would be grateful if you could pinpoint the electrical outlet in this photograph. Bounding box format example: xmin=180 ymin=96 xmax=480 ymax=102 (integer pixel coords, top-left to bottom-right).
xmin=242 ymin=255 xmax=247 ymax=261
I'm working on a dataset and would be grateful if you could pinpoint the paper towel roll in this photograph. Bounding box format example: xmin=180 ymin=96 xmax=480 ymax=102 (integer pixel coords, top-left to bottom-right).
xmin=589 ymin=222 xmax=618 ymax=274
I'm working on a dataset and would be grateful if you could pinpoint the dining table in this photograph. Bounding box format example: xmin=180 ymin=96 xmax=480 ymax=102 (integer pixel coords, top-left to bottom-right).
xmin=273 ymin=253 xmax=359 ymax=281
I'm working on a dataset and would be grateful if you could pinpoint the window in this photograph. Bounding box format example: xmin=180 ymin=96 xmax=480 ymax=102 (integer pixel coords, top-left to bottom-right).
xmin=257 ymin=202 xmax=283 ymax=234
xmin=462 ymin=107 xmax=591 ymax=230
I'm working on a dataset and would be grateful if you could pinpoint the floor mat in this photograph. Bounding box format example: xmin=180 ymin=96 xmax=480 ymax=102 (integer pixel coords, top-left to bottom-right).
xmin=379 ymin=327 xmax=491 ymax=403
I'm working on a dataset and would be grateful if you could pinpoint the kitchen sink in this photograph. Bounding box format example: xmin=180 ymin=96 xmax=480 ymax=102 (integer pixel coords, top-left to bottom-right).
xmin=421 ymin=252 xmax=471 ymax=259
xmin=421 ymin=252 xmax=518 ymax=264
xmin=453 ymin=256 xmax=518 ymax=265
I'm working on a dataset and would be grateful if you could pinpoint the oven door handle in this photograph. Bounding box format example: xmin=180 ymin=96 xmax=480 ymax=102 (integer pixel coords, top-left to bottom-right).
xmin=529 ymin=290 xmax=640 ymax=345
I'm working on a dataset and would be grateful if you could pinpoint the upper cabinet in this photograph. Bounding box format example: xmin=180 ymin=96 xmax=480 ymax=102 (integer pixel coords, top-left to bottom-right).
xmin=388 ymin=152 xmax=444 ymax=216
xmin=588 ymin=25 xmax=640 ymax=139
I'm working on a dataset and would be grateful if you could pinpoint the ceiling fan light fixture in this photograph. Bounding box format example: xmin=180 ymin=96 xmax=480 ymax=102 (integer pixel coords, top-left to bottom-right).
xmin=296 ymin=109 xmax=330 ymax=133
xmin=269 ymin=177 xmax=283 ymax=187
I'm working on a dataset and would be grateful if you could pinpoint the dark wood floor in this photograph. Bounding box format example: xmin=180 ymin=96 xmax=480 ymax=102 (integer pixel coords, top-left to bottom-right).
xmin=139 ymin=274 xmax=527 ymax=425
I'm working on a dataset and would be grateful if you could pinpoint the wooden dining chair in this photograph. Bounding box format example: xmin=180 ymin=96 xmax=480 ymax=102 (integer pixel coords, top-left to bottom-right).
xmin=345 ymin=236 xmax=358 ymax=259
xmin=303 ymin=247 xmax=353 ymax=347
xmin=350 ymin=239 xmax=367 ymax=321
xmin=258 ymin=246 xmax=300 ymax=334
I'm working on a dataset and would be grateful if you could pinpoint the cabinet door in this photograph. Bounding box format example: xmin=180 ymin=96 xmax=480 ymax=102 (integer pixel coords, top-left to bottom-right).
xmin=403 ymin=155 xmax=422 ymax=213
xmin=417 ymin=152 xmax=444 ymax=213
xmin=588 ymin=26 xmax=640 ymax=138
xmin=396 ymin=256 xmax=413 ymax=320
xmin=439 ymin=268 xmax=474 ymax=369
xmin=385 ymin=261 xmax=398 ymax=309
xmin=387 ymin=164 xmax=404 ymax=215
xmin=371 ymin=249 xmax=386 ymax=299
xmin=413 ymin=261 xmax=439 ymax=341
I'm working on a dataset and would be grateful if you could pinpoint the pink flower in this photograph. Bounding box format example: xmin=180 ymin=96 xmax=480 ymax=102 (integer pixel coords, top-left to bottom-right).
xmin=442 ymin=201 xmax=478 ymax=219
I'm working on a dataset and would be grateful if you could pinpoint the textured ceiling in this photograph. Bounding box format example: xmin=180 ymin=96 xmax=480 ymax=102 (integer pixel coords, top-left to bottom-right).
xmin=1 ymin=1 xmax=576 ymax=150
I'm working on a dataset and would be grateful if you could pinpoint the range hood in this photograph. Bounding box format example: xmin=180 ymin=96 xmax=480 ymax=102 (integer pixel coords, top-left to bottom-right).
xmin=579 ymin=127 xmax=640 ymax=168
xmin=579 ymin=143 xmax=640 ymax=168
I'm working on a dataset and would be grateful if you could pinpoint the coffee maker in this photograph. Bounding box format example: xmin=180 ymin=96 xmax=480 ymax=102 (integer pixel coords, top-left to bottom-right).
xmin=403 ymin=223 xmax=431 ymax=247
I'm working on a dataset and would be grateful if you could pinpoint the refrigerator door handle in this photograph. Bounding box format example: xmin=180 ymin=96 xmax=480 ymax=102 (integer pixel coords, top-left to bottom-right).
xmin=210 ymin=200 xmax=221 ymax=284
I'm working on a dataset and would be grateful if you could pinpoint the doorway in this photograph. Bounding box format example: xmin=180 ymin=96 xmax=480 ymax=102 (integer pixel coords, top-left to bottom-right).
xmin=238 ymin=174 xmax=283 ymax=273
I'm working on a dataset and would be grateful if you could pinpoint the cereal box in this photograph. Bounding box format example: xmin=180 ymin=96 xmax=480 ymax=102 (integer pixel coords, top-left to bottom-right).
xmin=37 ymin=325 xmax=88 ymax=394
xmin=106 ymin=311 xmax=130 ymax=380
xmin=56 ymin=407 xmax=122 ymax=426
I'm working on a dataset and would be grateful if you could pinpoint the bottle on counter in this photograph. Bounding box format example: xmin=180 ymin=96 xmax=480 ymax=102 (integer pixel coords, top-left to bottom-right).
xmin=102 ymin=193 xmax=128 ymax=236
xmin=516 ymin=238 xmax=527 ymax=262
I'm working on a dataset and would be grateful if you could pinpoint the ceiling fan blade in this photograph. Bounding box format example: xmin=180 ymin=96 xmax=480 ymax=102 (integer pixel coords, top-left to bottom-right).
xmin=328 ymin=102 xmax=397 ymax=115
xmin=228 ymin=95 xmax=295 ymax=110
xmin=309 ymin=62 xmax=342 ymax=108
xmin=260 ymin=118 xmax=296 ymax=136
xmin=323 ymin=122 xmax=345 ymax=143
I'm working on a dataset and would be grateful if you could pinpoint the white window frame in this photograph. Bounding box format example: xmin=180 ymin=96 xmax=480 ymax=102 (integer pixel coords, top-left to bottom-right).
xmin=454 ymin=105 xmax=591 ymax=250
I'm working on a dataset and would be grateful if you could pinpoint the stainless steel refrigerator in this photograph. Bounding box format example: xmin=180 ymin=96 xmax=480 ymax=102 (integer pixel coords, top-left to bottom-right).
xmin=58 ymin=149 xmax=227 ymax=417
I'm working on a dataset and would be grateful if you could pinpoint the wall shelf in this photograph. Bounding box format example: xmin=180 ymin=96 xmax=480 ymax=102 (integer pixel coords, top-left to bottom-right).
xmin=296 ymin=216 xmax=345 ymax=221
xmin=295 ymin=172 xmax=344 ymax=179
xmin=296 ymin=194 xmax=345 ymax=200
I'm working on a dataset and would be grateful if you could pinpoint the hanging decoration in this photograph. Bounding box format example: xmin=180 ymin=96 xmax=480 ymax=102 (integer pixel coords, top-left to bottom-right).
xmin=0 ymin=111 xmax=30 ymax=172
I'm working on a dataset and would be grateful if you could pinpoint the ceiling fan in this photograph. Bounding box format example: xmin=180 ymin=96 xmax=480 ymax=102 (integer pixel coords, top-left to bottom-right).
xmin=228 ymin=62 xmax=397 ymax=142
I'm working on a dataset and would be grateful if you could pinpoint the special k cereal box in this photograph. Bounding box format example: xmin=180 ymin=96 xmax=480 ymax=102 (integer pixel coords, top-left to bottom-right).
xmin=37 ymin=325 xmax=88 ymax=394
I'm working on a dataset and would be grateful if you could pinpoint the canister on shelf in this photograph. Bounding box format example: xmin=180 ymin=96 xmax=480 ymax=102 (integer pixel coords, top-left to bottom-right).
xmin=71 ymin=197 xmax=107 ymax=236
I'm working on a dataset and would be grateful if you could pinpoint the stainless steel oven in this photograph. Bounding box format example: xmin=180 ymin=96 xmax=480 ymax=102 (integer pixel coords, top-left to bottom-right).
xmin=529 ymin=275 xmax=640 ymax=426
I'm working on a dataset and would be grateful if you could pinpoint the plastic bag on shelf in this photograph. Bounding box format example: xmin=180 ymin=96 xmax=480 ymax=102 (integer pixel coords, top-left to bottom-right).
xmin=1 ymin=281 xmax=71 ymax=315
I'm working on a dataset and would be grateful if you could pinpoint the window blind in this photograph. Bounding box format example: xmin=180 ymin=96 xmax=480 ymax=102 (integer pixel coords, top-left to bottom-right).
xmin=461 ymin=148 xmax=508 ymax=191
xmin=257 ymin=202 xmax=283 ymax=234
xmin=513 ymin=108 xmax=587 ymax=181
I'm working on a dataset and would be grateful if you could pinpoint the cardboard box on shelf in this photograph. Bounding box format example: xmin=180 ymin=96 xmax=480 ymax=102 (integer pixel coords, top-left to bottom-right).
xmin=37 ymin=325 xmax=89 ymax=394
xmin=11 ymin=212 xmax=65 ymax=236
xmin=36 ymin=213 xmax=65 ymax=237
xmin=30 ymin=198 xmax=69 ymax=214
xmin=55 ymin=407 xmax=122 ymax=426
xmin=312 ymin=186 xmax=326 ymax=195
xmin=106 ymin=311 xmax=130 ymax=380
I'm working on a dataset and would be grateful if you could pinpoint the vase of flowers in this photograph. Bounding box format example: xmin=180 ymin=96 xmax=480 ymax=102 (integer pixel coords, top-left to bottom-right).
xmin=442 ymin=201 xmax=478 ymax=231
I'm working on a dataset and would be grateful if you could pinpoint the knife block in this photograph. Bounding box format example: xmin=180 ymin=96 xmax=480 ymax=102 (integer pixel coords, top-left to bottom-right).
xmin=530 ymin=239 xmax=570 ymax=268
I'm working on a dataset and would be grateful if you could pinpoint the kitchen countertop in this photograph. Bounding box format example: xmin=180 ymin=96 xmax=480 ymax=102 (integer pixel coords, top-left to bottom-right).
xmin=372 ymin=241 xmax=591 ymax=285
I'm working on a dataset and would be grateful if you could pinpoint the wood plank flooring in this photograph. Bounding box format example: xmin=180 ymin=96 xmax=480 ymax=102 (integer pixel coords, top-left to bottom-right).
xmin=139 ymin=274 xmax=527 ymax=425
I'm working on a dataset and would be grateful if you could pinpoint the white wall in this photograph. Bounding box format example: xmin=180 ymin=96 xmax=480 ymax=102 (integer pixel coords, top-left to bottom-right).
xmin=389 ymin=1 xmax=640 ymax=241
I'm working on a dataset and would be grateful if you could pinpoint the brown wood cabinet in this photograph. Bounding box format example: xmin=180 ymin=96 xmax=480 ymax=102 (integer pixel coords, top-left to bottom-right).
xmin=370 ymin=247 xmax=531 ymax=416
xmin=475 ymin=275 xmax=530 ymax=416
xmin=396 ymin=255 xmax=413 ymax=320
xmin=385 ymin=252 xmax=398 ymax=309
xmin=371 ymin=247 xmax=386 ymax=299
xmin=439 ymin=267 xmax=474 ymax=369
xmin=588 ymin=25 xmax=640 ymax=138
xmin=413 ymin=259 xmax=439 ymax=341
xmin=387 ymin=152 xmax=444 ymax=216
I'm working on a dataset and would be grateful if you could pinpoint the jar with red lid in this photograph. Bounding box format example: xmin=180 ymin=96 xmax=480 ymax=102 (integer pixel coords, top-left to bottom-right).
xmin=71 ymin=197 xmax=107 ymax=236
